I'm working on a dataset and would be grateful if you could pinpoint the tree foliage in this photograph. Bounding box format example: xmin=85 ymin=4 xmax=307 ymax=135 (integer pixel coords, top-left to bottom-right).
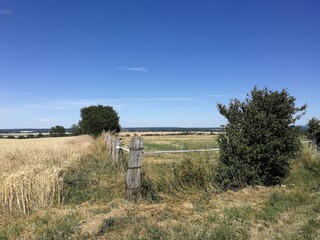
xmin=307 ymin=117 xmax=320 ymax=145
xmin=50 ymin=125 xmax=66 ymax=137
xmin=215 ymin=87 xmax=306 ymax=190
xmin=70 ymin=123 xmax=81 ymax=136
xmin=79 ymin=105 xmax=120 ymax=136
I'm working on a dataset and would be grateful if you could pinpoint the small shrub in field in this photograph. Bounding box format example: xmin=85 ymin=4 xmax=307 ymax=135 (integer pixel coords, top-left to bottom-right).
xmin=173 ymin=157 xmax=215 ymax=189
xmin=216 ymin=87 xmax=306 ymax=190
xmin=141 ymin=153 xmax=217 ymax=199
xmin=286 ymin=142 xmax=320 ymax=191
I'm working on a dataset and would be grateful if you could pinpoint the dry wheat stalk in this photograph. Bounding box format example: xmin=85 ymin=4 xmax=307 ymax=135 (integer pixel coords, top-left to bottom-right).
xmin=0 ymin=136 xmax=93 ymax=215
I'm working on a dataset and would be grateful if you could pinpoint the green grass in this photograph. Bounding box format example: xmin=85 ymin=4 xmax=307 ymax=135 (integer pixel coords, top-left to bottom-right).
xmin=0 ymin=210 xmax=81 ymax=240
xmin=256 ymin=189 xmax=317 ymax=223
xmin=63 ymin=137 xmax=126 ymax=205
xmin=32 ymin=212 xmax=80 ymax=239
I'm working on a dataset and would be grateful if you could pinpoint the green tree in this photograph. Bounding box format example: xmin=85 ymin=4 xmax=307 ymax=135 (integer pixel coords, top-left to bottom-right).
xmin=307 ymin=117 xmax=320 ymax=144
xmin=50 ymin=125 xmax=66 ymax=137
xmin=70 ymin=123 xmax=81 ymax=136
xmin=79 ymin=105 xmax=120 ymax=136
xmin=215 ymin=87 xmax=306 ymax=190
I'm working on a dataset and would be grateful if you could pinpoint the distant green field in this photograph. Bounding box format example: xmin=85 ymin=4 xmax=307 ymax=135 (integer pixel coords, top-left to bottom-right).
xmin=120 ymin=134 xmax=220 ymax=165
xmin=121 ymin=134 xmax=219 ymax=152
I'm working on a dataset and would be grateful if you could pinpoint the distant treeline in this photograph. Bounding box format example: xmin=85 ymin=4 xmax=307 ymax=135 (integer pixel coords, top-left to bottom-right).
xmin=121 ymin=127 xmax=226 ymax=132
xmin=0 ymin=129 xmax=51 ymax=134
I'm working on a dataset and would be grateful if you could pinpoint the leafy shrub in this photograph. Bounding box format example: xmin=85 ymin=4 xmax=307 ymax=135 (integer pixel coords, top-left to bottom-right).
xmin=173 ymin=156 xmax=215 ymax=189
xmin=216 ymin=87 xmax=306 ymax=190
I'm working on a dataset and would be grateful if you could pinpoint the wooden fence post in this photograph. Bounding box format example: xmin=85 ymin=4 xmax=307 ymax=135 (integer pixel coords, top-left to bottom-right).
xmin=112 ymin=136 xmax=117 ymax=162
xmin=107 ymin=132 xmax=112 ymax=157
xmin=115 ymin=138 xmax=122 ymax=164
xmin=126 ymin=136 xmax=143 ymax=201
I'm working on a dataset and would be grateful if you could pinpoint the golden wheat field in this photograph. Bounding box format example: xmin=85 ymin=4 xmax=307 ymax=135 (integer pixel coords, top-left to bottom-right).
xmin=0 ymin=136 xmax=92 ymax=214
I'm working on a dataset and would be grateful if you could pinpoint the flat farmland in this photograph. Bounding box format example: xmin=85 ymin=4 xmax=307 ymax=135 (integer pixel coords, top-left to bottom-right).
xmin=0 ymin=134 xmax=319 ymax=239
xmin=120 ymin=134 xmax=220 ymax=165
xmin=121 ymin=134 xmax=219 ymax=150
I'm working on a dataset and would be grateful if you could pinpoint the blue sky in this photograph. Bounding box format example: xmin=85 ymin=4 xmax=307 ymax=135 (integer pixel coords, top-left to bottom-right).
xmin=1 ymin=0 xmax=319 ymax=128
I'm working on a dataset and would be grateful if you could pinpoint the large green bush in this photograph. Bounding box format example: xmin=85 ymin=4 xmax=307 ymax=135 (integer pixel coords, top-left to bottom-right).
xmin=79 ymin=105 xmax=120 ymax=136
xmin=215 ymin=87 xmax=306 ymax=190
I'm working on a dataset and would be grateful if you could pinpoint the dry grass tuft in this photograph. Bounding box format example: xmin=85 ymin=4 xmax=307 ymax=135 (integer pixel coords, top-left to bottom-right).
xmin=299 ymin=141 xmax=320 ymax=170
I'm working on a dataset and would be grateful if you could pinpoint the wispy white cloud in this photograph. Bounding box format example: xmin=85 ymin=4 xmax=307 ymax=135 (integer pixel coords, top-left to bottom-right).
xmin=0 ymin=8 xmax=12 ymax=16
xmin=1 ymin=96 xmax=200 ymax=123
xmin=117 ymin=67 xmax=149 ymax=72
xmin=203 ymin=94 xmax=246 ymax=98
